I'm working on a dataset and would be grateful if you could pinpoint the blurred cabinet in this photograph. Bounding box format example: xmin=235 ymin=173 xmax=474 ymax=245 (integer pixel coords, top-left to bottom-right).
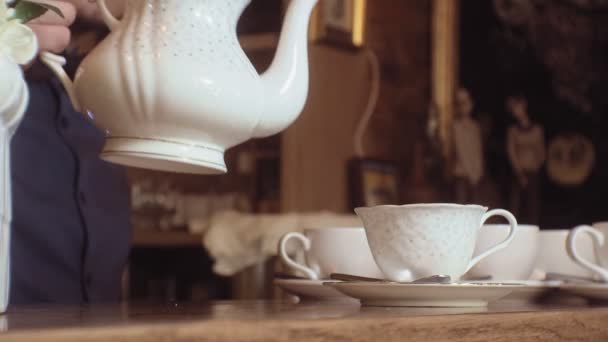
xmin=126 ymin=245 xmax=231 ymax=303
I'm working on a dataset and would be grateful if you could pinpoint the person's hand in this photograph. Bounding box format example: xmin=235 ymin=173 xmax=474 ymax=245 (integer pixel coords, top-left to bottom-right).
xmin=26 ymin=1 xmax=76 ymax=53
xmin=61 ymin=0 xmax=124 ymax=24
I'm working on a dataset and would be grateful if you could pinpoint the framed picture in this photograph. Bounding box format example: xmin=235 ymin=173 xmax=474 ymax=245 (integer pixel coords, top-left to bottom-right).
xmin=348 ymin=158 xmax=400 ymax=209
xmin=431 ymin=0 xmax=460 ymax=159
xmin=312 ymin=0 xmax=367 ymax=48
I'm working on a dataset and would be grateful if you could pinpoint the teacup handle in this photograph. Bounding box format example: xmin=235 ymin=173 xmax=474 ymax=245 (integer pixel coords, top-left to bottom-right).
xmin=278 ymin=232 xmax=318 ymax=280
xmin=465 ymin=209 xmax=518 ymax=273
xmin=567 ymin=225 xmax=608 ymax=282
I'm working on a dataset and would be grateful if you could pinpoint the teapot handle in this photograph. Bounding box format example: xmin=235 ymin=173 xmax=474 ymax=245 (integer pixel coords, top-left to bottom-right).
xmin=40 ymin=0 xmax=120 ymax=111
xmin=39 ymin=53 xmax=82 ymax=113
xmin=97 ymin=0 xmax=120 ymax=31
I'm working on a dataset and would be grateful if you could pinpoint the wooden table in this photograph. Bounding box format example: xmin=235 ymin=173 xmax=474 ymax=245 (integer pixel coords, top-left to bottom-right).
xmin=0 ymin=301 xmax=607 ymax=341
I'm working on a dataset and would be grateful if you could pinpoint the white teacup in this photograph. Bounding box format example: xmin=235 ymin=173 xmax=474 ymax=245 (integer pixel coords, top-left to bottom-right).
xmin=278 ymin=227 xmax=384 ymax=280
xmin=466 ymin=224 xmax=539 ymax=281
xmin=355 ymin=204 xmax=517 ymax=282
xmin=567 ymin=222 xmax=608 ymax=281
xmin=536 ymin=229 xmax=596 ymax=279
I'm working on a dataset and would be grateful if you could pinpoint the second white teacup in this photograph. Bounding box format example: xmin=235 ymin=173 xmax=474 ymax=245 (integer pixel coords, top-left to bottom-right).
xmin=536 ymin=229 xmax=596 ymax=279
xmin=567 ymin=222 xmax=608 ymax=281
xmin=466 ymin=224 xmax=539 ymax=281
xmin=355 ymin=204 xmax=517 ymax=282
xmin=278 ymin=227 xmax=384 ymax=280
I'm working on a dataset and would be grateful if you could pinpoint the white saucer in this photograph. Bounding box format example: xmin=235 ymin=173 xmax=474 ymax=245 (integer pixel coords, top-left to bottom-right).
xmin=560 ymin=283 xmax=608 ymax=302
xmin=473 ymin=280 xmax=561 ymax=302
xmin=274 ymin=279 xmax=355 ymax=302
xmin=325 ymin=282 xmax=521 ymax=307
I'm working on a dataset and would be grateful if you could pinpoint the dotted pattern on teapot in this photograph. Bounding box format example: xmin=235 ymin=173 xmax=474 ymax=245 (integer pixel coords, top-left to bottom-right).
xmin=111 ymin=0 xmax=257 ymax=77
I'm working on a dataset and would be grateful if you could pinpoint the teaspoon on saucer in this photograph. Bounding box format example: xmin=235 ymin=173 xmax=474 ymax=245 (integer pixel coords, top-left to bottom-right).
xmin=330 ymin=273 xmax=452 ymax=284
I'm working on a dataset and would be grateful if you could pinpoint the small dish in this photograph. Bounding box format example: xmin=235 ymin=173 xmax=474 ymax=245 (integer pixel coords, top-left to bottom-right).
xmin=273 ymin=279 xmax=355 ymax=302
xmin=472 ymin=280 xmax=561 ymax=303
xmin=325 ymin=281 xmax=521 ymax=307
xmin=560 ymin=283 xmax=608 ymax=302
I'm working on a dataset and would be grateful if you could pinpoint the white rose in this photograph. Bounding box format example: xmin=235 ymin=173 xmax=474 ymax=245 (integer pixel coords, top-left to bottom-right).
xmin=0 ymin=0 xmax=37 ymax=65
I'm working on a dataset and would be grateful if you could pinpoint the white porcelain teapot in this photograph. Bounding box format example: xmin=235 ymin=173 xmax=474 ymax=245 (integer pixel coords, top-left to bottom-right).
xmin=41 ymin=0 xmax=319 ymax=174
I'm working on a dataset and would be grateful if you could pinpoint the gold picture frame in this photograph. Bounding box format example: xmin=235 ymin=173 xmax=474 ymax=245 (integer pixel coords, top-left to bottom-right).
xmin=431 ymin=0 xmax=460 ymax=159
xmin=310 ymin=0 xmax=367 ymax=48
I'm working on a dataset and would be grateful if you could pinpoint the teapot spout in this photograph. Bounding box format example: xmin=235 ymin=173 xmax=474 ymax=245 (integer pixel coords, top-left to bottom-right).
xmin=40 ymin=52 xmax=82 ymax=112
xmin=254 ymin=0 xmax=318 ymax=138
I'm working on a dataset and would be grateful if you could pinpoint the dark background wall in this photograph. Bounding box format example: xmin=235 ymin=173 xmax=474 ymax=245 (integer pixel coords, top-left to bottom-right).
xmin=460 ymin=0 xmax=608 ymax=228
